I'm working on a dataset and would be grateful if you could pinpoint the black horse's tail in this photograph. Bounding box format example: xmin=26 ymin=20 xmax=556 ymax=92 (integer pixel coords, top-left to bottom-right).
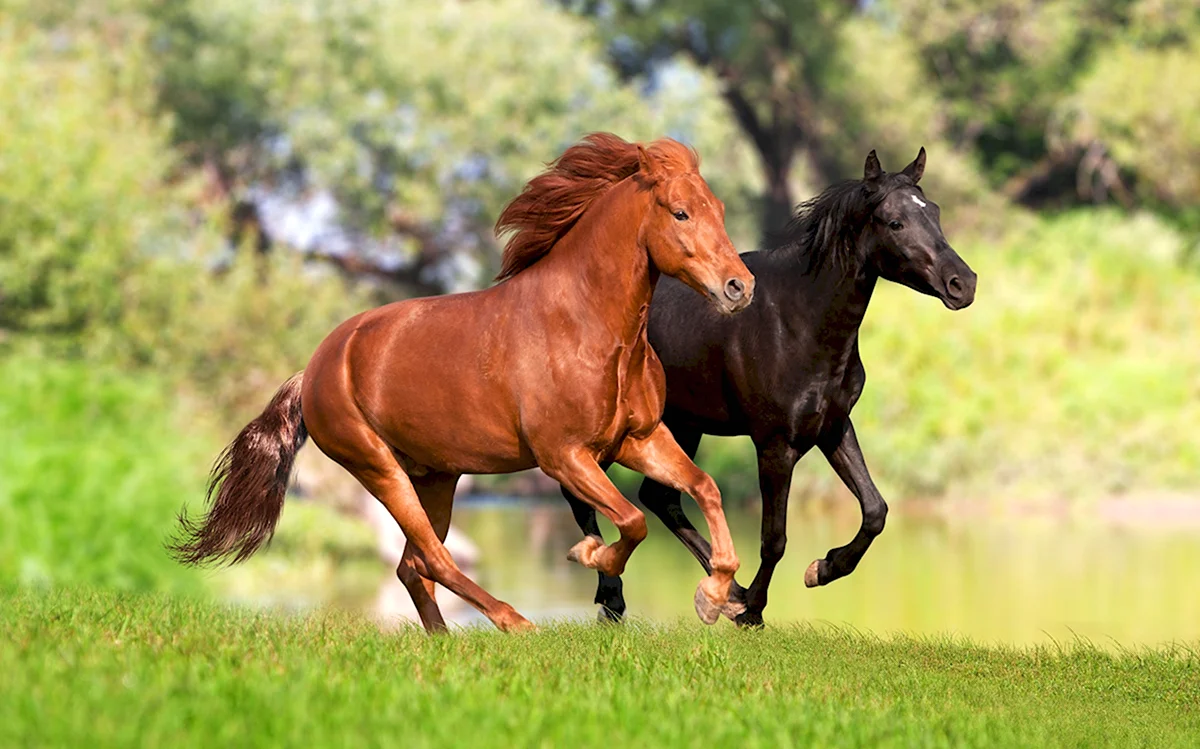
xmin=168 ymin=372 xmax=307 ymax=566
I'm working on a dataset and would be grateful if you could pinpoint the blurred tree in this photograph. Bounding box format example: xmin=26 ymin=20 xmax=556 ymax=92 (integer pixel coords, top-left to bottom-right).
xmin=562 ymin=0 xmax=990 ymax=239
xmin=0 ymin=10 xmax=172 ymax=338
xmin=564 ymin=0 xmax=868 ymax=234
xmin=885 ymin=0 xmax=1148 ymax=206
xmin=0 ymin=5 xmax=370 ymax=403
xmin=6 ymin=0 xmax=755 ymax=296
xmin=142 ymin=0 xmax=754 ymax=292
xmin=1059 ymin=1 xmax=1200 ymax=230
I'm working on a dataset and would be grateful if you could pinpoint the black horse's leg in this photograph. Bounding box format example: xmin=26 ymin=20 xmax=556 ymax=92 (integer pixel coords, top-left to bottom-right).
xmin=808 ymin=418 xmax=888 ymax=586
xmin=560 ymin=471 xmax=625 ymax=621
xmin=734 ymin=438 xmax=802 ymax=627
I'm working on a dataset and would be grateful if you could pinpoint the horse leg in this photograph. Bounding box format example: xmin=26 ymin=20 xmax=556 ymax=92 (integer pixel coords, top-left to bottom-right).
xmin=808 ymin=418 xmax=888 ymax=586
xmin=615 ymin=424 xmax=739 ymax=625
xmin=395 ymin=472 xmax=460 ymax=633
xmin=397 ymin=545 xmax=444 ymax=631
xmin=334 ymin=429 xmax=532 ymax=633
xmin=560 ymin=477 xmax=626 ymax=622
xmin=542 ymin=449 xmax=648 ymax=580
xmin=629 ymin=428 xmax=750 ymax=620
xmin=635 ymin=425 xmax=716 ymax=569
xmin=559 ymin=425 xmax=710 ymax=622
xmin=735 ymin=438 xmax=803 ymax=627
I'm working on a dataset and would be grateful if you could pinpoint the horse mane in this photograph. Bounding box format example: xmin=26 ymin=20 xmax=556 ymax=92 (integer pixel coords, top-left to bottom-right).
xmin=494 ymin=132 xmax=699 ymax=281
xmin=770 ymin=172 xmax=917 ymax=272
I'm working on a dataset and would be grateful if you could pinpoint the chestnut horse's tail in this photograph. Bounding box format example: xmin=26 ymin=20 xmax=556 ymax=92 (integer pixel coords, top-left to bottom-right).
xmin=168 ymin=372 xmax=307 ymax=567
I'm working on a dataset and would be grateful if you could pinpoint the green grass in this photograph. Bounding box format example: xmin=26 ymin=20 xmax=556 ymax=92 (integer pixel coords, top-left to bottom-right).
xmin=0 ymin=354 xmax=210 ymax=593
xmin=4 ymin=588 xmax=1197 ymax=748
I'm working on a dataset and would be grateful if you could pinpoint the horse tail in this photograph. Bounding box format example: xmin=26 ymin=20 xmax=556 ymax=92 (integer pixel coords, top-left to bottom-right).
xmin=168 ymin=372 xmax=307 ymax=567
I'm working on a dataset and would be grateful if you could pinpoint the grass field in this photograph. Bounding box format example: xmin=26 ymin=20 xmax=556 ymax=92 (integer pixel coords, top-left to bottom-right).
xmin=4 ymin=589 xmax=1197 ymax=748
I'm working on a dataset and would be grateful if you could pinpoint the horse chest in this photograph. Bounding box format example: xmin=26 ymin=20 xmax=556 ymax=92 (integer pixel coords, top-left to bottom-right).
xmin=780 ymin=364 xmax=864 ymax=440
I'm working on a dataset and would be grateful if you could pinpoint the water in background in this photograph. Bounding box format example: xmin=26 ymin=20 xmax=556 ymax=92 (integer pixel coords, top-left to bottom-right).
xmin=450 ymin=498 xmax=1200 ymax=647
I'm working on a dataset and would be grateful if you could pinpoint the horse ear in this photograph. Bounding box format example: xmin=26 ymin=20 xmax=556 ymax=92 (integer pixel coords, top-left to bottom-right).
xmin=902 ymin=146 xmax=926 ymax=184
xmin=637 ymin=144 xmax=661 ymax=184
xmin=864 ymin=150 xmax=883 ymax=182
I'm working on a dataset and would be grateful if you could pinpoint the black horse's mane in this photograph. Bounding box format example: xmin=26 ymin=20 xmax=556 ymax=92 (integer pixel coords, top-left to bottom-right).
xmin=768 ymin=173 xmax=917 ymax=272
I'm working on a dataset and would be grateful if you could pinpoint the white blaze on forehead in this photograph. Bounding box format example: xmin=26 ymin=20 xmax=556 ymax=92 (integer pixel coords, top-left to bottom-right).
xmin=910 ymin=194 xmax=927 ymax=209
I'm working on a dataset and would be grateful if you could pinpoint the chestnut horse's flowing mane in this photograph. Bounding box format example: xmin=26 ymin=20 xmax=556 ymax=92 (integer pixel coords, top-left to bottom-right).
xmin=494 ymin=132 xmax=699 ymax=281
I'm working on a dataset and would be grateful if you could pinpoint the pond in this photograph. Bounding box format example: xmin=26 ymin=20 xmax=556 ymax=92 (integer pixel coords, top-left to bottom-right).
xmin=444 ymin=498 xmax=1200 ymax=648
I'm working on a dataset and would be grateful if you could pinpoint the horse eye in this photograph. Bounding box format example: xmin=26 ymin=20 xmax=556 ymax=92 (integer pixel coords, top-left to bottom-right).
xmin=888 ymin=220 xmax=903 ymax=231
xmin=673 ymin=210 xmax=689 ymax=221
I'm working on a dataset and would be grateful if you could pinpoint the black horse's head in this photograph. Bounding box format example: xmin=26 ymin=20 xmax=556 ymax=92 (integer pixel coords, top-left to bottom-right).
xmin=860 ymin=148 xmax=976 ymax=310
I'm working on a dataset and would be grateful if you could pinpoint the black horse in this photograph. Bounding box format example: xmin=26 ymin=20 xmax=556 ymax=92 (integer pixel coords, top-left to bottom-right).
xmin=562 ymin=148 xmax=977 ymax=626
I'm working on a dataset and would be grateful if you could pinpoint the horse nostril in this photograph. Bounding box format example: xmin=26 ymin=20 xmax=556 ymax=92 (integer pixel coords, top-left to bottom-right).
xmin=946 ymin=276 xmax=963 ymax=298
xmin=724 ymin=278 xmax=745 ymax=302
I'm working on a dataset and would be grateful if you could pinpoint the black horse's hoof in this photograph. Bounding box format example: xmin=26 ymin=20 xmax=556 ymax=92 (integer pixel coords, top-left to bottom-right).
xmin=596 ymin=605 xmax=624 ymax=624
xmin=734 ymin=611 xmax=765 ymax=628
xmin=805 ymin=559 xmax=832 ymax=587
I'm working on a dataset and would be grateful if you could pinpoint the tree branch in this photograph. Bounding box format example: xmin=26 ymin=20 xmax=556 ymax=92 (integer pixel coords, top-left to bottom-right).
xmin=296 ymin=245 xmax=445 ymax=298
xmin=720 ymin=80 xmax=773 ymax=160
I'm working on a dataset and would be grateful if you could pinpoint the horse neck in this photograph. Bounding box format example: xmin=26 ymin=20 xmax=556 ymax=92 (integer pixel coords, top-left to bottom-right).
xmin=534 ymin=178 xmax=656 ymax=341
xmin=767 ymin=235 xmax=878 ymax=353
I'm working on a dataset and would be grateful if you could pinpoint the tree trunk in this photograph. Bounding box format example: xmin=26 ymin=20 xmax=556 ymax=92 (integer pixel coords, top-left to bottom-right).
xmin=762 ymin=157 xmax=796 ymax=242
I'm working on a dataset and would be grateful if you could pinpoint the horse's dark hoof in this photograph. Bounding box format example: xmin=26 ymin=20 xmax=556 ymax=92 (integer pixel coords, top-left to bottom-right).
xmin=596 ymin=605 xmax=624 ymax=624
xmin=805 ymin=559 xmax=832 ymax=588
xmin=734 ymin=611 xmax=765 ymax=628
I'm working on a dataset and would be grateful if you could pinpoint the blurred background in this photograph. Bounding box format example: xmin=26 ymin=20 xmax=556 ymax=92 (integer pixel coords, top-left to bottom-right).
xmin=2 ymin=0 xmax=1198 ymax=646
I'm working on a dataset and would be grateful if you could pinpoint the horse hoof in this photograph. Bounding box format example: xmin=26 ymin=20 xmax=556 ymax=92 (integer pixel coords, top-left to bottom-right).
xmin=694 ymin=584 xmax=721 ymax=625
xmin=496 ymin=605 xmax=537 ymax=633
xmin=804 ymin=559 xmax=822 ymax=588
xmin=596 ymin=606 xmax=624 ymax=624
xmin=503 ymin=619 xmax=537 ymax=633
xmin=566 ymin=535 xmax=604 ymax=568
xmin=735 ymin=611 xmax=765 ymax=628
xmin=721 ymin=584 xmax=747 ymax=620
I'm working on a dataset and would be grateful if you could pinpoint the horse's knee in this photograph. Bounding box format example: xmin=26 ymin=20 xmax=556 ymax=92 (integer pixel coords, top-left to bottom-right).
xmin=864 ymin=501 xmax=888 ymax=537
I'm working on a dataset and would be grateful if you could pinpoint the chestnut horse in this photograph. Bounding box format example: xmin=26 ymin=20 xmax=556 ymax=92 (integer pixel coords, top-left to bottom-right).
xmin=169 ymin=133 xmax=755 ymax=632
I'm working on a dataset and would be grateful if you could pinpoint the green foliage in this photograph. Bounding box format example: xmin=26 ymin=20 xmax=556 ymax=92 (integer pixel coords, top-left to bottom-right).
xmin=0 ymin=355 xmax=208 ymax=593
xmin=0 ymin=6 xmax=374 ymax=409
xmin=0 ymin=13 xmax=176 ymax=337
xmin=126 ymin=251 xmax=372 ymax=417
xmin=889 ymin=0 xmax=1133 ymax=184
xmin=825 ymin=17 xmax=998 ymax=226
xmin=1065 ymin=20 xmax=1200 ymax=212
xmin=568 ymin=1 xmax=1001 ymax=237
xmin=87 ymin=0 xmax=758 ymax=277
xmin=4 ymin=589 xmax=1199 ymax=748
